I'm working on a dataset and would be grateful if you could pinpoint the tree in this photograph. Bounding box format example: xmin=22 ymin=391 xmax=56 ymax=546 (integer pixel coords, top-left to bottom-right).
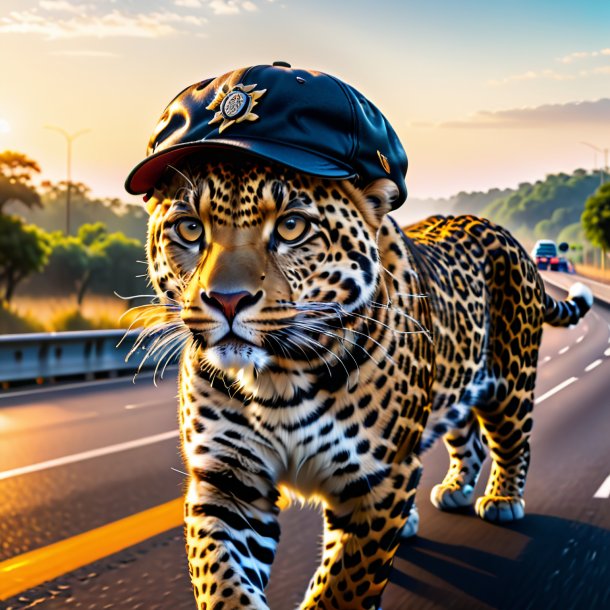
xmin=77 ymin=221 xmax=108 ymax=246
xmin=42 ymin=224 xmax=146 ymax=306
xmin=0 ymin=150 xmax=42 ymax=213
xmin=0 ymin=150 xmax=41 ymax=182
xmin=582 ymin=183 xmax=610 ymax=270
xmin=0 ymin=215 xmax=51 ymax=302
xmin=45 ymin=232 xmax=106 ymax=306
xmin=91 ymin=232 xmax=146 ymax=305
xmin=480 ymin=170 xmax=601 ymax=243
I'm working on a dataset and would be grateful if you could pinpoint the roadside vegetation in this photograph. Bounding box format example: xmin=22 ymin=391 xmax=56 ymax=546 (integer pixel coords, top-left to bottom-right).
xmin=0 ymin=150 xmax=149 ymax=333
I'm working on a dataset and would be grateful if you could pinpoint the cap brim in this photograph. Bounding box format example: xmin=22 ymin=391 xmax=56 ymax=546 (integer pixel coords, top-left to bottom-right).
xmin=125 ymin=138 xmax=356 ymax=195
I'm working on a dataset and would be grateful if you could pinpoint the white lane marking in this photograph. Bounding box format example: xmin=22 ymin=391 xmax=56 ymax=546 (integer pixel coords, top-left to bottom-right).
xmin=605 ymin=348 xmax=610 ymax=357
xmin=540 ymin=356 xmax=552 ymax=366
xmin=584 ymin=359 xmax=603 ymax=372
xmin=594 ymin=475 xmax=610 ymax=499
xmin=534 ymin=377 xmax=578 ymax=405
xmin=0 ymin=367 xmax=178 ymax=401
xmin=0 ymin=430 xmax=179 ymax=481
xmin=576 ymin=335 xmax=584 ymax=344
xmin=558 ymin=346 xmax=570 ymax=355
xmin=124 ymin=399 xmax=169 ymax=410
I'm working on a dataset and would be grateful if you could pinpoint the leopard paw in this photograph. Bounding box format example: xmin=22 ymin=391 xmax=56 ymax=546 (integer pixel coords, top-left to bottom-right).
xmin=475 ymin=495 xmax=525 ymax=523
xmin=430 ymin=483 xmax=475 ymax=511
xmin=399 ymin=504 xmax=419 ymax=539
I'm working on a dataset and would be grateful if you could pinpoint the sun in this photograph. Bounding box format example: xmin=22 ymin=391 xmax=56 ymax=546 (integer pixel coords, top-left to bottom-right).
xmin=0 ymin=119 xmax=10 ymax=134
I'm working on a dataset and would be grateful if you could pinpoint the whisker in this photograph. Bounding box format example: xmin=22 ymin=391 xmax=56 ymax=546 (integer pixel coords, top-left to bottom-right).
xmin=166 ymin=164 xmax=195 ymax=190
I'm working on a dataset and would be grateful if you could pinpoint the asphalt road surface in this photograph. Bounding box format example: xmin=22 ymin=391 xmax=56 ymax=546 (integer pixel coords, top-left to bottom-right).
xmin=1 ymin=282 xmax=609 ymax=610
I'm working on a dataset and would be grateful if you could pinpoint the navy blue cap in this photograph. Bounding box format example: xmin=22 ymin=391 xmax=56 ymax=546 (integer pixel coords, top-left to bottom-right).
xmin=125 ymin=62 xmax=408 ymax=209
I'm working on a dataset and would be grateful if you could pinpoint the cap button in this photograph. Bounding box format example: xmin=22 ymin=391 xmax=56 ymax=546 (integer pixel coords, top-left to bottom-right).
xmin=272 ymin=60 xmax=291 ymax=68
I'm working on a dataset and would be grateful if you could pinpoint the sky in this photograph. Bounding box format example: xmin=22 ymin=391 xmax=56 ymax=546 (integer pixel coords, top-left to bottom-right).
xmin=1 ymin=0 xmax=609 ymax=223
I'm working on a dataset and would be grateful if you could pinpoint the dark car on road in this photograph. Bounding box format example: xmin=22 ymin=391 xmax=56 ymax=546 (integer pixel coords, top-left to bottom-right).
xmin=531 ymin=240 xmax=572 ymax=272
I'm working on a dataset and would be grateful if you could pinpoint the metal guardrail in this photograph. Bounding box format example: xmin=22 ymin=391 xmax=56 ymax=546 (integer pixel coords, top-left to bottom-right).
xmin=0 ymin=329 xmax=151 ymax=385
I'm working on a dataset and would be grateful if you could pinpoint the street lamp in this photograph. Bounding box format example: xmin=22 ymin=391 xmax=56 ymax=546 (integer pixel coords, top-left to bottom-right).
xmin=580 ymin=141 xmax=609 ymax=186
xmin=45 ymin=126 xmax=90 ymax=235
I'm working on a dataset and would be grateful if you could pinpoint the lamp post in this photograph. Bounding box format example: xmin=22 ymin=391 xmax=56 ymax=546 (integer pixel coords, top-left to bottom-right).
xmin=580 ymin=141 xmax=608 ymax=186
xmin=45 ymin=126 xmax=90 ymax=235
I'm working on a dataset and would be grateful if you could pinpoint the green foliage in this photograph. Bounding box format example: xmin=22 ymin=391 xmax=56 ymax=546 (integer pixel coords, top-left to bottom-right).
xmin=77 ymin=221 xmax=108 ymax=246
xmin=582 ymin=183 xmax=610 ymax=253
xmin=0 ymin=215 xmax=51 ymax=302
xmin=41 ymin=223 xmax=145 ymax=306
xmin=0 ymin=150 xmax=41 ymax=213
xmin=479 ymin=170 xmax=600 ymax=242
xmin=0 ymin=151 xmax=149 ymax=327
xmin=44 ymin=231 xmax=100 ymax=305
xmin=89 ymin=231 xmax=146 ymax=300
xmin=451 ymin=187 xmax=514 ymax=215
xmin=557 ymin=222 xmax=585 ymax=246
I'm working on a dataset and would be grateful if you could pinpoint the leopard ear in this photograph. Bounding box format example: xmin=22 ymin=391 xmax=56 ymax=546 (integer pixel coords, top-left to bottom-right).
xmin=360 ymin=178 xmax=400 ymax=229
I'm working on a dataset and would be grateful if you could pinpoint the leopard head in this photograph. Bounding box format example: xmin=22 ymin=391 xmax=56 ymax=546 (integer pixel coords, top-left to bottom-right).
xmin=142 ymin=157 xmax=398 ymax=396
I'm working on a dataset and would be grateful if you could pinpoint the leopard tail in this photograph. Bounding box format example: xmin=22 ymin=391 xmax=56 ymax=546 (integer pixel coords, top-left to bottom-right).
xmin=544 ymin=281 xmax=593 ymax=327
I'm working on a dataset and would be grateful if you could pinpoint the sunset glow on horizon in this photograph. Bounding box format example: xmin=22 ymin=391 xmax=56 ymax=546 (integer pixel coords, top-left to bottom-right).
xmin=1 ymin=0 xmax=609 ymax=224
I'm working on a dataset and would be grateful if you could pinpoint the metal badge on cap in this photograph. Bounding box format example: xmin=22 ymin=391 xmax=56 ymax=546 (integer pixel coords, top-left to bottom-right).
xmin=207 ymin=83 xmax=267 ymax=134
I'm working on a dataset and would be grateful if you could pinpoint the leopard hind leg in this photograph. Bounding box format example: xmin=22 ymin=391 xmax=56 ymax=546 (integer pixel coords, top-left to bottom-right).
xmin=401 ymin=378 xmax=490 ymax=538
xmin=473 ymin=259 xmax=543 ymax=523
xmin=430 ymin=409 xmax=487 ymax=512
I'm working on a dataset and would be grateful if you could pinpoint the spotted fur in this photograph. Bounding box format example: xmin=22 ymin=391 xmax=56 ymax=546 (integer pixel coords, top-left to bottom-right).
xmin=137 ymin=158 xmax=592 ymax=610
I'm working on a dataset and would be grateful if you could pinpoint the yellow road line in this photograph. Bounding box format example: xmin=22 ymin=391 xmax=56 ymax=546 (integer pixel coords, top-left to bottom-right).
xmin=0 ymin=497 xmax=183 ymax=601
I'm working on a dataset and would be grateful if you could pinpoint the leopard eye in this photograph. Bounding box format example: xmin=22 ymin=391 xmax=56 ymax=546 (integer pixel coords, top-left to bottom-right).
xmin=276 ymin=214 xmax=309 ymax=243
xmin=175 ymin=218 xmax=203 ymax=244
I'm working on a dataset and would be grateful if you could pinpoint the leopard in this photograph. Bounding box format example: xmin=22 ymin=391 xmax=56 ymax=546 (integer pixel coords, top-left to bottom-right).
xmin=136 ymin=156 xmax=593 ymax=610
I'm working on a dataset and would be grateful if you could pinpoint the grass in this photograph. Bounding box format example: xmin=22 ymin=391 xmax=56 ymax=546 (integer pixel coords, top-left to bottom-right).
xmin=5 ymin=295 xmax=130 ymax=333
xmin=0 ymin=304 xmax=46 ymax=334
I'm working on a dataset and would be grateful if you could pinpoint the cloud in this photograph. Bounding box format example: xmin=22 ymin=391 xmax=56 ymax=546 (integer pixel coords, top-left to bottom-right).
xmin=490 ymin=46 xmax=610 ymax=86
xmin=38 ymin=1 xmax=90 ymax=12
xmin=0 ymin=9 xmax=207 ymax=39
xmin=435 ymin=98 xmax=610 ymax=129
xmin=488 ymin=69 xmax=575 ymax=86
xmin=0 ymin=1 xmax=265 ymax=39
xmin=589 ymin=66 xmax=610 ymax=75
xmin=174 ymin=0 xmax=203 ymax=6
xmin=208 ymin=1 xmax=258 ymax=15
xmin=558 ymin=48 xmax=610 ymax=64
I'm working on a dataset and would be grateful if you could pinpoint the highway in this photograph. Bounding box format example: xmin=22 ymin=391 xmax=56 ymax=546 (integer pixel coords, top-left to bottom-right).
xmin=1 ymin=281 xmax=609 ymax=610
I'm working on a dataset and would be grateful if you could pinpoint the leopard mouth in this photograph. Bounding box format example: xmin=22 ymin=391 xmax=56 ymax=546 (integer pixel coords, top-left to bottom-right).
xmin=215 ymin=331 xmax=259 ymax=349
xmin=203 ymin=331 xmax=270 ymax=374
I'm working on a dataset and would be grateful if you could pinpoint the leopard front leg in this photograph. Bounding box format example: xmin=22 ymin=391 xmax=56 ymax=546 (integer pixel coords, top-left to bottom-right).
xmin=182 ymin=423 xmax=280 ymax=610
xmin=185 ymin=475 xmax=280 ymax=610
xmin=299 ymin=457 xmax=421 ymax=610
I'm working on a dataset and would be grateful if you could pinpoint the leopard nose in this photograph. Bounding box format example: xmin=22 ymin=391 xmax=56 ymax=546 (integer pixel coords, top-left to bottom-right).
xmin=202 ymin=290 xmax=262 ymax=322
